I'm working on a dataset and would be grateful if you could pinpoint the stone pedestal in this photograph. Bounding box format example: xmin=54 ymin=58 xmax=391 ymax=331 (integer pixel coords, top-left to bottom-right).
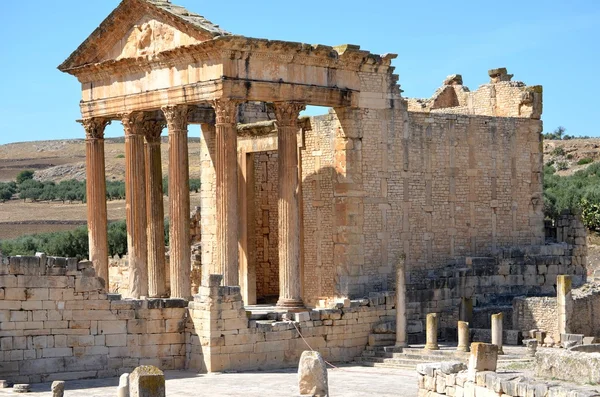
xmin=425 ymin=313 xmax=439 ymax=350
xmin=274 ymin=102 xmax=305 ymax=309
xmin=467 ymin=342 xmax=498 ymax=381
xmin=117 ymin=373 xmax=130 ymax=397
xmin=144 ymin=120 xmax=167 ymax=298
xmin=524 ymin=339 xmax=538 ymax=357
xmin=396 ymin=257 xmax=408 ymax=347
xmin=51 ymin=381 xmax=65 ymax=397
xmin=163 ymin=106 xmax=191 ymax=299
xmin=457 ymin=321 xmax=470 ymax=352
xmin=214 ymin=99 xmax=240 ymax=286
xmin=491 ymin=312 xmax=504 ymax=355
xmin=129 ymin=366 xmax=165 ymax=397
xmin=122 ymin=113 xmax=149 ymax=299
xmin=557 ymin=275 xmax=572 ymax=336
xmin=82 ymin=118 xmax=110 ymax=285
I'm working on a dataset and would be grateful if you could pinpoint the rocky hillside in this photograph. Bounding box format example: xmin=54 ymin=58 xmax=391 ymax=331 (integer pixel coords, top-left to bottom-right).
xmin=543 ymin=138 xmax=600 ymax=175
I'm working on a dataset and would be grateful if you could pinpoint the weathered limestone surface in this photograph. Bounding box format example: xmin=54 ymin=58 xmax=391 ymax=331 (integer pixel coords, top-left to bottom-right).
xmin=457 ymin=321 xmax=469 ymax=352
xmin=118 ymin=373 xmax=130 ymax=397
xmin=129 ymin=366 xmax=165 ymax=397
xmin=425 ymin=313 xmax=439 ymax=350
xmin=143 ymin=119 xmax=167 ymax=298
xmin=83 ymin=118 xmax=110 ymax=285
xmin=163 ymin=105 xmax=191 ymax=299
xmin=557 ymin=275 xmax=572 ymax=335
xmin=491 ymin=313 xmax=504 ymax=354
xmin=51 ymin=380 xmax=65 ymax=397
xmin=122 ymin=113 xmax=149 ymax=299
xmin=298 ymin=351 xmax=328 ymax=397
xmin=467 ymin=343 xmax=498 ymax=381
xmin=274 ymin=102 xmax=305 ymax=309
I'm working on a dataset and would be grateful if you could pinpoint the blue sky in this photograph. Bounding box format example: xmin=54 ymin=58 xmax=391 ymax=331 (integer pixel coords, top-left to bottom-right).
xmin=0 ymin=0 xmax=598 ymax=145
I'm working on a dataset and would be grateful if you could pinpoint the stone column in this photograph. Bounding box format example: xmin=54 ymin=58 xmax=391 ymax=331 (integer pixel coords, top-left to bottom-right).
xmin=122 ymin=113 xmax=148 ymax=299
xmin=396 ymin=257 xmax=408 ymax=347
xmin=557 ymin=275 xmax=572 ymax=336
xmin=214 ymin=99 xmax=240 ymax=286
xmin=162 ymin=105 xmax=191 ymax=299
xmin=457 ymin=321 xmax=470 ymax=352
xmin=491 ymin=312 xmax=504 ymax=355
xmin=425 ymin=313 xmax=439 ymax=350
xmin=82 ymin=118 xmax=110 ymax=285
xmin=143 ymin=120 xmax=167 ymax=298
xmin=274 ymin=102 xmax=306 ymax=309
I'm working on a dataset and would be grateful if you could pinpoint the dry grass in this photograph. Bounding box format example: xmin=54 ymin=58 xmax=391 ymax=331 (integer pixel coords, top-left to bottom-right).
xmin=0 ymin=193 xmax=202 ymax=240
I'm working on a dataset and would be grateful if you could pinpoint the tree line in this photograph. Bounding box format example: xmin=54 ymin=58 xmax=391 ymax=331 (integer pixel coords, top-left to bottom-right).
xmin=0 ymin=219 xmax=170 ymax=260
xmin=0 ymin=170 xmax=201 ymax=203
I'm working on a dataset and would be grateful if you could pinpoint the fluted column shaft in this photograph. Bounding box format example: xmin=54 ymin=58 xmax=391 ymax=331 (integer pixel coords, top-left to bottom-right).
xmin=83 ymin=118 xmax=110 ymax=284
xmin=144 ymin=121 xmax=167 ymax=298
xmin=122 ymin=113 xmax=148 ymax=299
xmin=214 ymin=99 xmax=240 ymax=286
xmin=163 ymin=106 xmax=191 ymax=299
xmin=274 ymin=102 xmax=305 ymax=309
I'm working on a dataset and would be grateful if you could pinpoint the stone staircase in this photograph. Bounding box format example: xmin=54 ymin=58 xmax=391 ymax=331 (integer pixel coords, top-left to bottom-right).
xmin=355 ymin=343 xmax=532 ymax=370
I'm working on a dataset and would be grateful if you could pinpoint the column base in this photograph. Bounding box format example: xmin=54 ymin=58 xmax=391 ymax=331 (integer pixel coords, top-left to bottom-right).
xmin=394 ymin=342 xmax=409 ymax=348
xmin=457 ymin=345 xmax=470 ymax=352
xmin=424 ymin=344 xmax=440 ymax=351
xmin=276 ymin=298 xmax=304 ymax=310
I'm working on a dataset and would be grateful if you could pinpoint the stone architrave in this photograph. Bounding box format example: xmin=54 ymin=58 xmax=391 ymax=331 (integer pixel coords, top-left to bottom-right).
xmin=274 ymin=102 xmax=306 ymax=309
xmin=213 ymin=99 xmax=240 ymax=286
xmin=122 ymin=113 xmax=149 ymax=299
xmin=82 ymin=118 xmax=110 ymax=285
xmin=425 ymin=313 xmax=439 ymax=350
xmin=557 ymin=275 xmax=572 ymax=336
xmin=491 ymin=313 xmax=504 ymax=354
xmin=162 ymin=105 xmax=191 ymax=299
xmin=51 ymin=381 xmax=65 ymax=397
xmin=143 ymin=119 xmax=167 ymax=298
xmin=396 ymin=256 xmax=408 ymax=347
xmin=457 ymin=321 xmax=470 ymax=352
xmin=467 ymin=342 xmax=498 ymax=381
xmin=129 ymin=366 xmax=165 ymax=397
xmin=298 ymin=351 xmax=329 ymax=397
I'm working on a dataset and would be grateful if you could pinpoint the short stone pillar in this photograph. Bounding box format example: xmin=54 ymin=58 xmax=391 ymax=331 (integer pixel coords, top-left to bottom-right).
xmin=524 ymin=339 xmax=538 ymax=357
xmin=129 ymin=366 xmax=165 ymax=397
xmin=51 ymin=381 xmax=65 ymax=397
xmin=491 ymin=312 xmax=504 ymax=355
xmin=395 ymin=257 xmax=408 ymax=347
xmin=298 ymin=351 xmax=329 ymax=397
xmin=467 ymin=342 xmax=498 ymax=381
xmin=557 ymin=275 xmax=573 ymax=336
xmin=117 ymin=373 xmax=130 ymax=397
xmin=457 ymin=321 xmax=470 ymax=352
xmin=424 ymin=313 xmax=439 ymax=350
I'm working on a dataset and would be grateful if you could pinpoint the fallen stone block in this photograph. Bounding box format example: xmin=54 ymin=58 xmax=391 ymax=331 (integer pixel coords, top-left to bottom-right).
xmin=129 ymin=366 xmax=165 ymax=397
xmin=298 ymin=351 xmax=328 ymax=397
xmin=13 ymin=384 xmax=31 ymax=393
xmin=51 ymin=381 xmax=65 ymax=397
xmin=467 ymin=343 xmax=498 ymax=381
xmin=118 ymin=373 xmax=129 ymax=397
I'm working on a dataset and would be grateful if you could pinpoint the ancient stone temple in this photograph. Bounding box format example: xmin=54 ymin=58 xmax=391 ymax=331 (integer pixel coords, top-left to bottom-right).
xmin=0 ymin=0 xmax=562 ymax=381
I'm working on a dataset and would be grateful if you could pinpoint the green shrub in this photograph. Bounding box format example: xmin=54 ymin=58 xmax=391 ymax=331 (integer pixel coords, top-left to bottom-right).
xmin=551 ymin=147 xmax=566 ymax=156
xmin=115 ymin=154 xmax=125 ymax=159
xmin=566 ymin=154 xmax=574 ymax=160
xmin=16 ymin=170 xmax=35 ymax=184
xmin=555 ymin=161 xmax=569 ymax=171
xmin=577 ymin=158 xmax=594 ymax=166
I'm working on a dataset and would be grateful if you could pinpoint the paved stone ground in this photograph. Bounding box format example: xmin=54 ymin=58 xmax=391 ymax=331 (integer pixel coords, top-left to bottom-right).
xmin=0 ymin=366 xmax=418 ymax=396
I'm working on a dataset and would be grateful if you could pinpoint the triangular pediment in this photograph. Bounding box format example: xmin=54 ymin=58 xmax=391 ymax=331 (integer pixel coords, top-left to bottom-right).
xmin=59 ymin=0 xmax=230 ymax=72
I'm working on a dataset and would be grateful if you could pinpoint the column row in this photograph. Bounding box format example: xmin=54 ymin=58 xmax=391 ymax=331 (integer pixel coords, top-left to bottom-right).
xmin=83 ymin=100 xmax=307 ymax=308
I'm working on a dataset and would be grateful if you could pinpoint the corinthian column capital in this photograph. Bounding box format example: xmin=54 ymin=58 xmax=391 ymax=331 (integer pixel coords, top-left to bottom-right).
xmin=120 ymin=112 xmax=146 ymax=137
xmin=213 ymin=98 xmax=240 ymax=125
xmin=142 ymin=119 xmax=166 ymax=144
xmin=82 ymin=118 xmax=111 ymax=140
xmin=273 ymin=102 xmax=306 ymax=128
xmin=161 ymin=105 xmax=189 ymax=133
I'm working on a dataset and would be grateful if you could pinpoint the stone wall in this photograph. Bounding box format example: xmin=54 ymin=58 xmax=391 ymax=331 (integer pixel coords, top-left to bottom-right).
xmin=253 ymin=150 xmax=280 ymax=301
xmin=417 ymin=362 xmax=595 ymax=397
xmin=512 ymin=296 xmax=558 ymax=336
xmin=186 ymin=275 xmax=395 ymax=373
xmin=0 ymin=255 xmax=187 ymax=383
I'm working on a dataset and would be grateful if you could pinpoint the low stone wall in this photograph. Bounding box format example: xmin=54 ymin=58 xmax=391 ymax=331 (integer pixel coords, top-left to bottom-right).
xmin=0 ymin=255 xmax=187 ymax=384
xmin=187 ymin=275 xmax=395 ymax=372
xmin=417 ymin=362 xmax=597 ymax=397
xmin=536 ymin=349 xmax=600 ymax=386
xmin=512 ymin=296 xmax=558 ymax=337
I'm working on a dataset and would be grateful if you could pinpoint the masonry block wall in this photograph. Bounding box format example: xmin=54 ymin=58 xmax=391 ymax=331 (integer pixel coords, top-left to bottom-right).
xmin=186 ymin=275 xmax=395 ymax=373
xmin=0 ymin=256 xmax=187 ymax=383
